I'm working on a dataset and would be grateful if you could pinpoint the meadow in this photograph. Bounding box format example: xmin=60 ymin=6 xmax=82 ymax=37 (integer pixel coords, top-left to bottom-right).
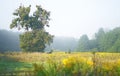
xmin=0 ymin=52 xmax=120 ymax=76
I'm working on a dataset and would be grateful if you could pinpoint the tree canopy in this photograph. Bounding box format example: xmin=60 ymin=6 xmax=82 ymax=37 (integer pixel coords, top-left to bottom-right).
xmin=10 ymin=5 xmax=50 ymax=31
xmin=10 ymin=5 xmax=53 ymax=52
xmin=76 ymin=27 xmax=120 ymax=52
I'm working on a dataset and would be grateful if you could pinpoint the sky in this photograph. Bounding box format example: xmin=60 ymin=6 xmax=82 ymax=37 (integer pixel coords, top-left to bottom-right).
xmin=0 ymin=0 xmax=120 ymax=38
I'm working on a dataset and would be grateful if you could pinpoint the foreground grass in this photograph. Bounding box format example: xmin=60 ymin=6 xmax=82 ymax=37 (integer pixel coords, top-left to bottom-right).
xmin=0 ymin=52 xmax=120 ymax=76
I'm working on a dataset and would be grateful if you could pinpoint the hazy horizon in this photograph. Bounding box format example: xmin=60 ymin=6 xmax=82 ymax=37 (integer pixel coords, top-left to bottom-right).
xmin=1 ymin=0 xmax=120 ymax=38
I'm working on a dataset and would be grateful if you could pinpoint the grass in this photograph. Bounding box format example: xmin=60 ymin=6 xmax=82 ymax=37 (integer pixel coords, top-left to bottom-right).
xmin=0 ymin=62 xmax=32 ymax=71
xmin=0 ymin=52 xmax=120 ymax=76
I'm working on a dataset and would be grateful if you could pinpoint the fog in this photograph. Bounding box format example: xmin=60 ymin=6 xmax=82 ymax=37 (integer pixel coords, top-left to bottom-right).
xmin=0 ymin=30 xmax=78 ymax=52
xmin=0 ymin=30 xmax=20 ymax=52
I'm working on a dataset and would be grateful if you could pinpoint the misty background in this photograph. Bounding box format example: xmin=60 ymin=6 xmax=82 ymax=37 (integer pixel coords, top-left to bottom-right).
xmin=0 ymin=30 xmax=78 ymax=52
xmin=1 ymin=26 xmax=120 ymax=52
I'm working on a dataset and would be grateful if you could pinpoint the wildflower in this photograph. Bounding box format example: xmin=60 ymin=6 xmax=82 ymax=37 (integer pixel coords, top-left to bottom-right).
xmin=102 ymin=62 xmax=113 ymax=71
xmin=116 ymin=59 xmax=120 ymax=66
xmin=62 ymin=57 xmax=75 ymax=68
xmin=62 ymin=58 xmax=68 ymax=66
xmin=87 ymin=60 xmax=93 ymax=66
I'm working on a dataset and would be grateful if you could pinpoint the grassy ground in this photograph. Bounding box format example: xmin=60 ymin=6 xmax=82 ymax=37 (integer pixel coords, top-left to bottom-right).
xmin=0 ymin=52 xmax=120 ymax=76
xmin=0 ymin=52 xmax=91 ymax=72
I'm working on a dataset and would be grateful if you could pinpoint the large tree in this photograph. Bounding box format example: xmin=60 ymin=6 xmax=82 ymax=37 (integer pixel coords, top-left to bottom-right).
xmin=10 ymin=5 xmax=53 ymax=52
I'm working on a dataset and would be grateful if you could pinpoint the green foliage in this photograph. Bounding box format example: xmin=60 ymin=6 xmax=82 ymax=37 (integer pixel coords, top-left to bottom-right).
xmin=77 ymin=27 xmax=120 ymax=52
xmin=10 ymin=5 xmax=50 ymax=31
xmin=95 ymin=28 xmax=105 ymax=51
xmin=20 ymin=30 xmax=53 ymax=52
xmin=77 ymin=34 xmax=90 ymax=51
xmin=33 ymin=63 xmax=46 ymax=76
xmin=10 ymin=5 xmax=53 ymax=52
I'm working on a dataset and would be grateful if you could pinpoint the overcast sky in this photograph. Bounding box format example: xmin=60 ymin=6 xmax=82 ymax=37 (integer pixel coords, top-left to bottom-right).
xmin=0 ymin=0 xmax=120 ymax=38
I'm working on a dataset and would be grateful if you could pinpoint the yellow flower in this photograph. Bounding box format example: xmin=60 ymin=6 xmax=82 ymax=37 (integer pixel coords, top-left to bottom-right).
xmin=102 ymin=62 xmax=113 ymax=71
xmin=114 ymin=59 xmax=120 ymax=68
xmin=87 ymin=60 xmax=93 ymax=66
xmin=116 ymin=59 xmax=120 ymax=65
xmin=86 ymin=57 xmax=93 ymax=66
xmin=62 ymin=58 xmax=68 ymax=66
xmin=62 ymin=57 xmax=74 ymax=68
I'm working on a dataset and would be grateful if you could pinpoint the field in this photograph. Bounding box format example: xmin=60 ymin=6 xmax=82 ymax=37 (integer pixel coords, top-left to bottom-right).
xmin=0 ymin=52 xmax=120 ymax=76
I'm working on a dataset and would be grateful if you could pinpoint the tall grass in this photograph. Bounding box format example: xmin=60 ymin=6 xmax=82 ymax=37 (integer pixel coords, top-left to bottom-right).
xmin=0 ymin=52 xmax=120 ymax=76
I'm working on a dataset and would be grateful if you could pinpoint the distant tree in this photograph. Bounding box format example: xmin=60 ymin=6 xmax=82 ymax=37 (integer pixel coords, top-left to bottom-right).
xmin=0 ymin=30 xmax=20 ymax=52
xmin=110 ymin=39 xmax=120 ymax=52
xmin=77 ymin=34 xmax=90 ymax=51
xmin=10 ymin=5 xmax=53 ymax=52
xmin=105 ymin=27 xmax=120 ymax=52
xmin=76 ymin=27 xmax=120 ymax=52
xmin=89 ymin=39 xmax=97 ymax=50
xmin=95 ymin=28 xmax=105 ymax=51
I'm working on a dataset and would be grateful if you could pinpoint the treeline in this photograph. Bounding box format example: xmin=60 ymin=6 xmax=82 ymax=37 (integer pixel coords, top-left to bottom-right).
xmin=1 ymin=27 xmax=120 ymax=52
xmin=0 ymin=30 xmax=20 ymax=52
xmin=0 ymin=30 xmax=78 ymax=52
xmin=76 ymin=27 xmax=120 ymax=52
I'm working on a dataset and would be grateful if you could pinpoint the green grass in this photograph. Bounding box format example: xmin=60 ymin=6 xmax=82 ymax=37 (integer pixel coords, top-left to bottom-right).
xmin=0 ymin=62 xmax=33 ymax=72
xmin=0 ymin=53 xmax=33 ymax=72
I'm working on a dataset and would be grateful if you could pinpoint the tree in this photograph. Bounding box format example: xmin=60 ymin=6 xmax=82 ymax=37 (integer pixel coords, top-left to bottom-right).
xmin=105 ymin=27 xmax=120 ymax=52
xmin=10 ymin=5 xmax=53 ymax=52
xmin=89 ymin=39 xmax=97 ymax=50
xmin=76 ymin=27 xmax=120 ymax=52
xmin=77 ymin=34 xmax=90 ymax=51
xmin=95 ymin=28 xmax=105 ymax=51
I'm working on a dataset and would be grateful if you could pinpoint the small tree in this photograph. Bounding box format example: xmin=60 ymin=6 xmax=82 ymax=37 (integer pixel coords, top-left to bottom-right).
xmin=10 ymin=5 xmax=53 ymax=52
